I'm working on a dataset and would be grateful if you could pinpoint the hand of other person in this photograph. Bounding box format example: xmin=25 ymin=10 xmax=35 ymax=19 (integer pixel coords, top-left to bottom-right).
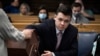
xmin=41 ymin=51 xmax=53 ymax=56
xmin=22 ymin=29 xmax=34 ymax=39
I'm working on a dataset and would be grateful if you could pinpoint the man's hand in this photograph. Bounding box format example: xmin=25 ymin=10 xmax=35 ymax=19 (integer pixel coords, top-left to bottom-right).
xmin=41 ymin=51 xmax=53 ymax=56
xmin=22 ymin=29 xmax=34 ymax=39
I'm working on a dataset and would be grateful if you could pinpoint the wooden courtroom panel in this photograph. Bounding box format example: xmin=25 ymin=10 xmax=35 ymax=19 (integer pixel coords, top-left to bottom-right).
xmin=90 ymin=21 xmax=100 ymax=24
xmin=6 ymin=40 xmax=28 ymax=56
xmin=12 ymin=23 xmax=100 ymax=33
xmin=73 ymin=24 xmax=100 ymax=33
xmin=8 ymin=14 xmax=39 ymax=21
xmin=49 ymin=12 xmax=55 ymax=18
xmin=8 ymin=48 xmax=28 ymax=56
xmin=94 ymin=15 xmax=100 ymax=21
xmin=12 ymin=20 xmax=39 ymax=23
xmin=12 ymin=23 xmax=33 ymax=30
xmin=6 ymin=40 xmax=26 ymax=49
xmin=7 ymin=31 xmax=39 ymax=56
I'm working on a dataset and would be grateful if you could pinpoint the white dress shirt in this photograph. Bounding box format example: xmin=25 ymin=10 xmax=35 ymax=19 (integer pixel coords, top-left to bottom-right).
xmin=51 ymin=28 xmax=65 ymax=56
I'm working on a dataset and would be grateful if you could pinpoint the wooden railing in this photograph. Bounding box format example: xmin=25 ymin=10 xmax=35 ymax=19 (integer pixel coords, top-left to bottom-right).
xmin=8 ymin=14 xmax=39 ymax=23
xmin=12 ymin=23 xmax=100 ymax=33
xmin=8 ymin=14 xmax=100 ymax=24
xmin=72 ymin=24 xmax=100 ymax=33
xmin=94 ymin=14 xmax=100 ymax=21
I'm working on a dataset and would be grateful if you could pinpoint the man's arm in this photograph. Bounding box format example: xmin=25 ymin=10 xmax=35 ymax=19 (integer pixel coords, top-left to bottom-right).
xmin=22 ymin=29 xmax=34 ymax=39
xmin=0 ymin=9 xmax=27 ymax=41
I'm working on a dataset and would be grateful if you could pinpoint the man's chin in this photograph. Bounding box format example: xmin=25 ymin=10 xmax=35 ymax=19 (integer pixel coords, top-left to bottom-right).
xmin=59 ymin=28 xmax=65 ymax=31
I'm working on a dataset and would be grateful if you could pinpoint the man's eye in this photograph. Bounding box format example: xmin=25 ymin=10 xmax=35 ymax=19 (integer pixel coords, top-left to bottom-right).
xmin=58 ymin=18 xmax=63 ymax=21
xmin=64 ymin=20 xmax=70 ymax=23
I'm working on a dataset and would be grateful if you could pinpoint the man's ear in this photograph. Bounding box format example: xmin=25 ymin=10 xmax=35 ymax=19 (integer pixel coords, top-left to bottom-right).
xmin=54 ymin=14 xmax=57 ymax=20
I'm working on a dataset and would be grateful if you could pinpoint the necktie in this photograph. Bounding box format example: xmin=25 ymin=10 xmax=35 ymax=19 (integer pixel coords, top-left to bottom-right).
xmin=56 ymin=31 xmax=62 ymax=49
xmin=75 ymin=14 xmax=80 ymax=23
xmin=75 ymin=15 xmax=78 ymax=23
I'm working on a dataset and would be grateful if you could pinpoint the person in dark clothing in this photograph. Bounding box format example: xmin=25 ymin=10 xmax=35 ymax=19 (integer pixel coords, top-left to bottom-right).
xmin=22 ymin=5 xmax=78 ymax=56
xmin=38 ymin=5 xmax=49 ymax=22
xmin=4 ymin=0 xmax=19 ymax=13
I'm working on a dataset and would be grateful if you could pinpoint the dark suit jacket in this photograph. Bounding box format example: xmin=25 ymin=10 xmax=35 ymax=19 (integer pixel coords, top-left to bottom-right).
xmin=25 ymin=19 xmax=78 ymax=56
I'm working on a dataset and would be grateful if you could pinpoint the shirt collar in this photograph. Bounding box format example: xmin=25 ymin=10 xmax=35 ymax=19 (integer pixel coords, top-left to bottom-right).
xmin=56 ymin=28 xmax=64 ymax=34
xmin=72 ymin=14 xmax=76 ymax=20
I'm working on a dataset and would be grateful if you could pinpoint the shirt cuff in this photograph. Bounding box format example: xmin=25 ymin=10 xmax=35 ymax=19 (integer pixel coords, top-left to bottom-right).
xmin=52 ymin=52 xmax=55 ymax=56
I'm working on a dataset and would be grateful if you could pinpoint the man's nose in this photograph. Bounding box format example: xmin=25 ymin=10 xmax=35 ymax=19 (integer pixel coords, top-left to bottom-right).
xmin=61 ymin=21 xmax=65 ymax=25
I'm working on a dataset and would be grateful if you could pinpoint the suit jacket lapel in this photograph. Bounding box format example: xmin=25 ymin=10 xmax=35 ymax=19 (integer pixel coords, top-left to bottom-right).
xmin=49 ymin=19 xmax=57 ymax=49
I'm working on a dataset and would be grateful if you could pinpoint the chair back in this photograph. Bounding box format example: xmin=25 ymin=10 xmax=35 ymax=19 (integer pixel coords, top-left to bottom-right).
xmin=78 ymin=32 xmax=98 ymax=56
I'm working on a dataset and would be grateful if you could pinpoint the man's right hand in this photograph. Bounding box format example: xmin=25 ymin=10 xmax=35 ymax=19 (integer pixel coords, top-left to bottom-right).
xmin=22 ymin=29 xmax=34 ymax=39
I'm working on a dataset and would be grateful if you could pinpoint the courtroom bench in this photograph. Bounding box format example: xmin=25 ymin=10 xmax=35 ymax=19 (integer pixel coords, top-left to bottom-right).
xmin=12 ymin=23 xmax=33 ymax=30
xmin=72 ymin=24 xmax=100 ymax=33
xmin=90 ymin=21 xmax=100 ymax=24
xmin=8 ymin=14 xmax=39 ymax=21
xmin=94 ymin=14 xmax=100 ymax=21
xmin=12 ymin=20 xmax=39 ymax=23
xmin=12 ymin=23 xmax=100 ymax=33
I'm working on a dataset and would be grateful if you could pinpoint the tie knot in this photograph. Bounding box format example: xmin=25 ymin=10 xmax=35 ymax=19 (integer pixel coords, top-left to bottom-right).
xmin=59 ymin=30 xmax=62 ymax=33
xmin=57 ymin=31 xmax=62 ymax=35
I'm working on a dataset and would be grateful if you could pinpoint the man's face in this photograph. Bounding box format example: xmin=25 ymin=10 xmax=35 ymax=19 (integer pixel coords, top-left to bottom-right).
xmin=13 ymin=0 xmax=19 ymax=7
xmin=54 ymin=12 xmax=71 ymax=31
xmin=72 ymin=7 xmax=81 ymax=14
xmin=20 ymin=5 xmax=28 ymax=14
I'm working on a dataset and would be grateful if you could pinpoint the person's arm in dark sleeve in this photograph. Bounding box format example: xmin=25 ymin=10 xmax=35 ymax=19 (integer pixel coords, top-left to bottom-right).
xmin=23 ymin=22 xmax=47 ymax=38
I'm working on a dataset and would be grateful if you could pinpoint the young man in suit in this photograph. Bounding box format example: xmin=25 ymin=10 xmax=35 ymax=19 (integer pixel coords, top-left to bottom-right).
xmin=0 ymin=8 xmax=29 ymax=56
xmin=23 ymin=5 xmax=78 ymax=56
xmin=71 ymin=2 xmax=89 ymax=24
